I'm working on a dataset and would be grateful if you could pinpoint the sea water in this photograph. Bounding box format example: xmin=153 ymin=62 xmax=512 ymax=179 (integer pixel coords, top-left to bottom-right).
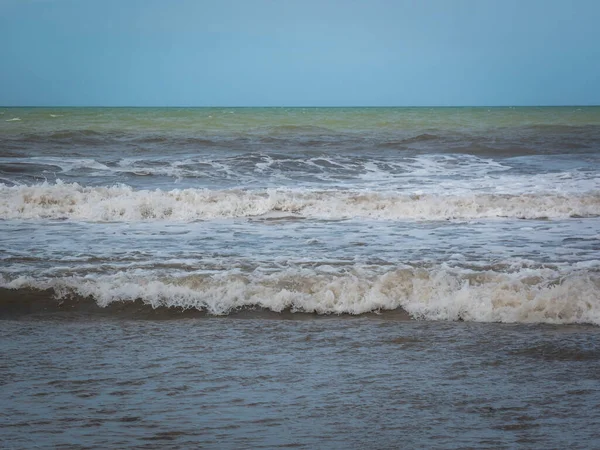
xmin=1 ymin=107 xmax=599 ymax=448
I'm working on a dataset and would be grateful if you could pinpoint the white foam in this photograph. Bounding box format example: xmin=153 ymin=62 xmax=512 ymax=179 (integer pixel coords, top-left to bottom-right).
xmin=5 ymin=117 xmax=21 ymax=122
xmin=28 ymin=157 xmax=111 ymax=172
xmin=1 ymin=181 xmax=599 ymax=222
xmin=2 ymin=154 xmax=597 ymax=194
xmin=0 ymin=157 xmax=111 ymax=173
xmin=2 ymin=265 xmax=599 ymax=324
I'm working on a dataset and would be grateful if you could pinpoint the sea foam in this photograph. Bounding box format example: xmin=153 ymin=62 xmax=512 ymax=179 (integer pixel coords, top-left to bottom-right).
xmin=2 ymin=266 xmax=599 ymax=324
xmin=1 ymin=182 xmax=599 ymax=221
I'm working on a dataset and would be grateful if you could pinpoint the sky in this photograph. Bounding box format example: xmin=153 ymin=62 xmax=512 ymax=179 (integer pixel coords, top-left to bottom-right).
xmin=0 ymin=0 xmax=599 ymax=107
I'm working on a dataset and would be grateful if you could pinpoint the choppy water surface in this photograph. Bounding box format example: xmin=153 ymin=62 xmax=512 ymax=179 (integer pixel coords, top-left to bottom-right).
xmin=2 ymin=318 xmax=600 ymax=449
xmin=1 ymin=107 xmax=600 ymax=447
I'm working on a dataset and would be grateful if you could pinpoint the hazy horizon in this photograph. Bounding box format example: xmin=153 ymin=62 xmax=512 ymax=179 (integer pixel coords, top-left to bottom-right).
xmin=2 ymin=104 xmax=600 ymax=109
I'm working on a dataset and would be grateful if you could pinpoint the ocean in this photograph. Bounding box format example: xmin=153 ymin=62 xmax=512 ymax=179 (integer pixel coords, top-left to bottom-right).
xmin=1 ymin=107 xmax=600 ymax=448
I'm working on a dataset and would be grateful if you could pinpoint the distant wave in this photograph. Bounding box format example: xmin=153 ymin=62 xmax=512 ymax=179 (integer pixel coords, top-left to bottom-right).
xmin=0 ymin=153 xmax=518 ymax=187
xmin=251 ymin=124 xmax=336 ymax=134
xmin=1 ymin=182 xmax=599 ymax=221
xmin=2 ymin=125 xmax=599 ymax=154
xmin=2 ymin=265 xmax=599 ymax=324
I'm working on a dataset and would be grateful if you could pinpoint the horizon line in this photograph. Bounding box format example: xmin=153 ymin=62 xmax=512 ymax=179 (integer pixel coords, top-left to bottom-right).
xmin=1 ymin=104 xmax=600 ymax=109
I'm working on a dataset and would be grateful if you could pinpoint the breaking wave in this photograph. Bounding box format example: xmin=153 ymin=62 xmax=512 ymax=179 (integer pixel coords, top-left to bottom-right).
xmin=1 ymin=266 xmax=599 ymax=324
xmin=1 ymin=182 xmax=599 ymax=221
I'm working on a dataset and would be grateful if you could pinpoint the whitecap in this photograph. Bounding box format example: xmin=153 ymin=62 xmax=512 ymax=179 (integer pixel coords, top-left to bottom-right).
xmin=1 ymin=182 xmax=599 ymax=222
xmin=2 ymin=265 xmax=599 ymax=324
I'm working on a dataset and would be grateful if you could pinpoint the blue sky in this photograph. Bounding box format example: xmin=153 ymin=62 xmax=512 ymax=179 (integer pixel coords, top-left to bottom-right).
xmin=1 ymin=0 xmax=599 ymax=106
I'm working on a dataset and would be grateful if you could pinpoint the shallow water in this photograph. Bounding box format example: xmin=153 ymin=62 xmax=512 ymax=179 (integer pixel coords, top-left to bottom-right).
xmin=2 ymin=317 xmax=600 ymax=449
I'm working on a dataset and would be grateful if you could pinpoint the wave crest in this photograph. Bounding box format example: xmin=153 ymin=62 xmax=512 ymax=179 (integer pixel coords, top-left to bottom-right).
xmin=1 ymin=182 xmax=599 ymax=221
xmin=2 ymin=267 xmax=599 ymax=324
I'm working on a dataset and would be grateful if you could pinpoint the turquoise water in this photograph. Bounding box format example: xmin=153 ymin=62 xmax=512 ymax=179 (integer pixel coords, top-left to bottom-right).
xmin=2 ymin=106 xmax=600 ymax=134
